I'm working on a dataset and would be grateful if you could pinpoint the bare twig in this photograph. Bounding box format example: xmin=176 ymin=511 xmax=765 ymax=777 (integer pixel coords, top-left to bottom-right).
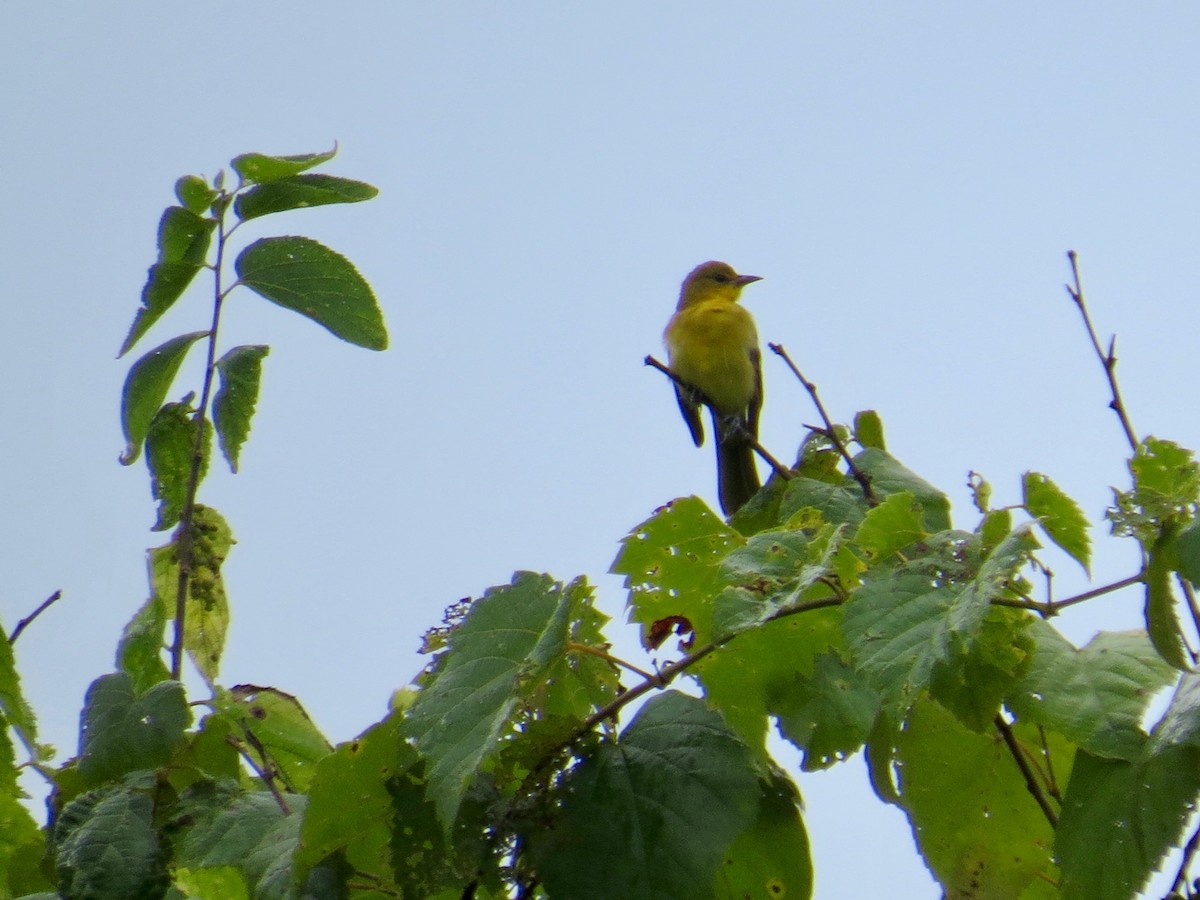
xmin=1065 ymin=251 xmax=1138 ymax=452
xmin=645 ymin=354 xmax=792 ymax=480
xmin=994 ymin=713 xmax=1058 ymax=827
xmin=569 ymin=642 xmax=655 ymax=680
xmin=1037 ymin=725 xmax=1062 ymax=802
xmin=990 ymin=572 xmax=1144 ymax=615
xmin=768 ymin=343 xmax=877 ymax=505
xmin=8 ymin=590 xmax=62 ymax=645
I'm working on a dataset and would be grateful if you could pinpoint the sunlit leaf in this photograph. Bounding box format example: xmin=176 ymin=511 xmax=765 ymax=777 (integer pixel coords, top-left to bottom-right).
xmin=213 ymin=344 xmax=269 ymax=473
xmin=119 ymin=331 xmax=208 ymax=465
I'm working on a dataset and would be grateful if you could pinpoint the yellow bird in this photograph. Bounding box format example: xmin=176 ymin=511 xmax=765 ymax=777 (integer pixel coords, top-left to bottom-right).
xmin=664 ymin=261 xmax=763 ymax=516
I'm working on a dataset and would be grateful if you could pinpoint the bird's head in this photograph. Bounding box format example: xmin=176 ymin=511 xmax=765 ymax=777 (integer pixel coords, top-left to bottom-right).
xmin=677 ymin=260 xmax=762 ymax=308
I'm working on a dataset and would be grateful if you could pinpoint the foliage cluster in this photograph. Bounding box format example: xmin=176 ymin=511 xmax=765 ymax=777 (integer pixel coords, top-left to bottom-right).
xmin=2 ymin=149 xmax=1200 ymax=900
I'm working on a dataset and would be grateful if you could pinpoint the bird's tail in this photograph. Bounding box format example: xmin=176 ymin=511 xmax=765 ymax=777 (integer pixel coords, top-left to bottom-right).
xmin=714 ymin=414 xmax=761 ymax=516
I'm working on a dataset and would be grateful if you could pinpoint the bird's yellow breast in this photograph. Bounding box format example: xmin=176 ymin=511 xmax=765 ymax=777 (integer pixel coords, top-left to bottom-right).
xmin=664 ymin=299 xmax=759 ymax=414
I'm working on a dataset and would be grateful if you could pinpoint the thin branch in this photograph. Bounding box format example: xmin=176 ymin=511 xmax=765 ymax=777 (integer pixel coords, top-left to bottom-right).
xmin=227 ymin=733 xmax=290 ymax=815
xmin=645 ymin=355 xmax=791 ymax=480
xmin=8 ymin=590 xmax=62 ymax=645
xmin=768 ymin=343 xmax=878 ymax=505
xmin=170 ymin=194 xmax=231 ymax=680
xmin=1170 ymin=817 xmax=1200 ymax=898
xmin=568 ymin=642 xmax=655 ymax=680
xmin=994 ymin=713 xmax=1058 ymax=827
xmin=1065 ymin=251 xmax=1138 ymax=452
xmin=990 ymin=572 xmax=1144 ymax=614
xmin=1037 ymin=725 xmax=1062 ymax=802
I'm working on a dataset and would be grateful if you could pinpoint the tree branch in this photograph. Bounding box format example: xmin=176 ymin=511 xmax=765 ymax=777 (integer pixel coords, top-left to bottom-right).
xmin=1065 ymin=250 xmax=1138 ymax=452
xmin=994 ymin=713 xmax=1058 ymax=827
xmin=8 ymin=590 xmax=62 ymax=645
xmin=768 ymin=343 xmax=878 ymax=505
xmin=645 ymin=354 xmax=792 ymax=480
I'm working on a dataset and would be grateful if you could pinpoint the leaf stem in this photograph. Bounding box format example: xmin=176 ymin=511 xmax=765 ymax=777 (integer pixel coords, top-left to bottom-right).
xmin=1065 ymin=251 xmax=1138 ymax=452
xmin=170 ymin=193 xmax=230 ymax=680
xmin=768 ymin=342 xmax=877 ymax=505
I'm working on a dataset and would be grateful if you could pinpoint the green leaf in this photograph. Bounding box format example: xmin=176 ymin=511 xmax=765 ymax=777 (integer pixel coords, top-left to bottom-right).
xmin=402 ymin=572 xmax=574 ymax=828
xmin=119 ymin=331 xmax=208 ymax=465
xmin=235 ymin=236 xmax=388 ymax=350
xmin=842 ymin=571 xmax=957 ymax=714
xmin=1152 ymin=672 xmax=1200 ymax=749
xmin=852 ymin=409 xmax=886 ymax=450
xmin=175 ymin=790 xmax=289 ymax=869
xmin=119 ymin=209 xmax=216 ymax=356
xmin=184 ymin=506 xmax=233 ymax=685
xmin=853 ymin=490 xmax=926 ymax=562
xmin=211 ymin=686 xmax=332 ymax=793
xmin=1022 ymin=472 xmax=1092 ymax=574
xmin=773 ymin=650 xmax=881 ymax=769
xmin=1174 ymin=516 xmax=1200 ymax=587
xmin=0 ymin=786 xmax=50 ymax=897
xmin=854 ymin=448 xmax=952 ymax=531
xmin=174 ymin=175 xmax=218 ymax=215
xmin=895 ymin=699 xmax=1058 ymax=898
xmin=1145 ymin=526 xmax=1191 ymax=671
xmin=231 ymin=148 xmax=337 ymax=184
xmin=697 ymin=607 xmax=845 ymax=752
xmin=54 ymin=787 xmax=169 ymax=900
xmin=946 ymin=525 xmax=1038 ymax=642
xmin=930 ymin=606 xmax=1034 ymax=732
xmin=77 ymin=674 xmax=189 ymax=786
xmin=297 ymin=716 xmax=410 ymax=891
xmin=213 ymin=345 xmax=269 ymax=473
xmin=612 ymin=496 xmax=741 ymax=646
xmin=0 ymin=618 xmax=39 ymax=759
xmin=1008 ymin=619 xmax=1176 ymax=759
xmin=778 ymin=476 xmax=868 ymax=529
xmin=713 ymin=770 xmax=812 ymax=899
xmin=1057 ymin=746 xmax=1200 ymax=900
xmin=115 ymin=594 xmax=171 ymax=694
xmin=526 ymin=692 xmax=760 ymax=900
xmin=145 ymin=400 xmax=206 ymax=532
xmin=234 ymin=174 xmax=377 ymax=222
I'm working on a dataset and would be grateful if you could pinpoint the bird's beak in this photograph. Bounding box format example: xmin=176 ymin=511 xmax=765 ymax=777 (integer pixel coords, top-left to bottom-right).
xmin=736 ymin=274 xmax=763 ymax=286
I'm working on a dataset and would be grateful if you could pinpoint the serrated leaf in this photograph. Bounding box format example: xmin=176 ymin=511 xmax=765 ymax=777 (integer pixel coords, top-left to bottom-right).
xmin=1023 ymin=472 xmax=1092 ymax=574
xmin=55 ymin=787 xmax=169 ymax=900
xmin=213 ymin=345 xmax=269 ymax=473
xmin=184 ymin=506 xmax=233 ymax=685
xmin=235 ymin=236 xmax=387 ymax=350
xmin=1008 ymin=619 xmax=1175 ymax=759
xmin=120 ymin=331 xmax=208 ymax=464
xmin=174 ymin=175 xmax=218 ymax=214
xmin=853 ymin=490 xmax=926 ymax=561
xmin=212 ymin=686 xmax=332 ymax=793
xmin=120 ymin=264 xmax=208 ymax=357
xmin=402 ymin=572 xmax=574 ymax=828
xmin=1174 ymin=517 xmax=1200 ymax=587
xmin=0 ymin=789 xmax=50 ymax=896
xmin=234 ymin=174 xmax=377 ymax=221
xmin=713 ymin=770 xmax=812 ymax=899
xmin=176 ymin=790 xmax=290 ymax=868
xmin=0 ymin=619 xmax=39 ymax=759
xmin=297 ymin=716 xmax=411 ymax=890
xmin=231 ymin=148 xmax=337 ymax=183
xmin=612 ymin=496 xmax=742 ymax=646
xmin=77 ymin=674 xmax=189 ymax=786
xmin=1057 ymin=746 xmax=1200 ymax=900
xmin=853 ymin=409 xmax=886 ymax=450
xmin=842 ymin=571 xmax=956 ymax=713
xmin=778 ymin=476 xmax=869 ymax=529
xmin=854 ymin=448 xmax=952 ymax=531
xmin=119 ymin=208 xmax=216 ymax=356
xmin=946 ymin=525 xmax=1038 ymax=642
xmin=697 ymin=607 xmax=845 ymax=752
xmin=895 ymin=699 xmax=1058 ymax=898
xmin=1150 ymin=672 xmax=1200 ymax=749
xmin=145 ymin=400 xmax=206 ymax=531
xmin=526 ymin=692 xmax=760 ymax=900
xmin=930 ymin=606 xmax=1034 ymax=732
xmin=1145 ymin=527 xmax=1190 ymax=671
xmin=115 ymin=594 xmax=171 ymax=694
xmin=773 ymin=651 xmax=880 ymax=769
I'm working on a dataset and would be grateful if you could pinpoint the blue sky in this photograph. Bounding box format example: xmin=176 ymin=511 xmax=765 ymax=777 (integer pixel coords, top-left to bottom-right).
xmin=3 ymin=4 xmax=1198 ymax=896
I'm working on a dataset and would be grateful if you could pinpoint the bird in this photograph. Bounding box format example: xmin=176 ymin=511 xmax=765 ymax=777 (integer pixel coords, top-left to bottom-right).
xmin=663 ymin=261 xmax=763 ymax=516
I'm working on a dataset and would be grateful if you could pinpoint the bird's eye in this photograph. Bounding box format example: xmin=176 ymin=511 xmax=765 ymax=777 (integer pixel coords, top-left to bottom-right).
xmin=711 ymin=273 xmax=729 ymax=283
